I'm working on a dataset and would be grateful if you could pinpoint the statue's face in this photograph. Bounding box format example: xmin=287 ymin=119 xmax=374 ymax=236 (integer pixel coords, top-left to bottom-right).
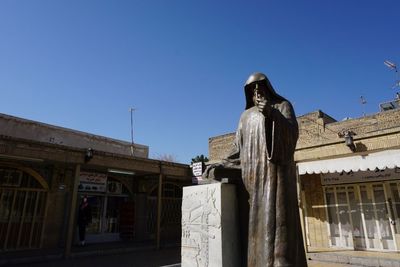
xmin=252 ymin=83 xmax=270 ymax=105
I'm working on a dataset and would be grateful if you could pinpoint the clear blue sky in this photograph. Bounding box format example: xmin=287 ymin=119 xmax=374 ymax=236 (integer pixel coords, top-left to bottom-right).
xmin=1 ymin=1 xmax=399 ymax=164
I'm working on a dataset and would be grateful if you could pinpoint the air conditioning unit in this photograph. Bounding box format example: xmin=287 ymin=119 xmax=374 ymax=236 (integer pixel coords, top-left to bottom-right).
xmin=108 ymin=181 xmax=122 ymax=194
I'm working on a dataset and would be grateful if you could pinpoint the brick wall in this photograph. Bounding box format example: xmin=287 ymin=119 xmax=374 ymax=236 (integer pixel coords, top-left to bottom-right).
xmin=301 ymin=174 xmax=329 ymax=248
xmin=208 ymin=133 xmax=235 ymax=162
xmin=209 ymin=108 xmax=400 ymax=162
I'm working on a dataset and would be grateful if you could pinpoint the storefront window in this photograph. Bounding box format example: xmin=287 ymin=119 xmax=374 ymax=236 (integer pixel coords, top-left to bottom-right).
xmin=77 ymin=173 xmax=133 ymax=243
xmin=319 ymin=179 xmax=399 ymax=251
xmin=390 ymin=183 xmax=400 ymax=234
xmin=348 ymin=188 xmax=366 ymax=248
xmin=105 ymin=197 xmax=127 ymax=233
xmin=359 ymin=186 xmax=377 ymax=246
xmin=86 ymin=196 xmax=103 ymax=234
xmin=337 ymin=188 xmax=352 ymax=247
xmin=325 ymin=187 xmax=339 ymax=245
xmin=373 ymin=185 xmax=392 ymax=238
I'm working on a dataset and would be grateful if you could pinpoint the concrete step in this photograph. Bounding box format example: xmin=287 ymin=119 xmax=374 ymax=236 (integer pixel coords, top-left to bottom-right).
xmin=307 ymin=252 xmax=400 ymax=267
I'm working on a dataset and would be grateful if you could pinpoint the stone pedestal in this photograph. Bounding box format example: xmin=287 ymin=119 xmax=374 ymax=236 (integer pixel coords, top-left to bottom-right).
xmin=181 ymin=183 xmax=240 ymax=267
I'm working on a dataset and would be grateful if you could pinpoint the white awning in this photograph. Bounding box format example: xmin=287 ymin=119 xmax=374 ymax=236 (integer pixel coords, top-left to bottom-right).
xmin=297 ymin=149 xmax=400 ymax=175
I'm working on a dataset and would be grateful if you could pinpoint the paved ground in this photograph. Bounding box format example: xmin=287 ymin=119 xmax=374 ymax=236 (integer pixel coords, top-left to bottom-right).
xmin=13 ymin=247 xmax=362 ymax=267
xmin=16 ymin=247 xmax=180 ymax=267
xmin=308 ymin=261 xmax=361 ymax=267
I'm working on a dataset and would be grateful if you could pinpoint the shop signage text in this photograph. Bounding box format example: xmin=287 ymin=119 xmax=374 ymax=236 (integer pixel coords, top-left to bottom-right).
xmin=321 ymin=168 xmax=400 ymax=185
xmin=192 ymin=162 xmax=203 ymax=184
xmin=79 ymin=172 xmax=107 ymax=192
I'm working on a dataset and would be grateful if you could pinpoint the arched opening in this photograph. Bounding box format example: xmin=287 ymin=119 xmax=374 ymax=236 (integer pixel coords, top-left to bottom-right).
xmin=0 ymin=165 xmax=49 ymax=251
xmin=147 ymin=182 xmax=183 ymax=242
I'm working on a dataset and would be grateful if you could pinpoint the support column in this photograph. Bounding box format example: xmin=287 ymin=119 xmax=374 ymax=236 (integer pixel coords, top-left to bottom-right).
xmin=64 ymin=164 xmax=80 ymax=258
xmin=296 ymin=166 xmax=308 ymax=253
xmin=156 ymin=164 xmax=163 ymax=249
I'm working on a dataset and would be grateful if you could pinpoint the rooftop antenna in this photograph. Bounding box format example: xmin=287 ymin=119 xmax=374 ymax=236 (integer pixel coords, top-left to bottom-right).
xmin=384 ymin=60 xmax=400 ymax=91
xmin=360 ymin=96 xmax=367 ymax=117
xmin=129 ymin=107 xmax=136 ymax=157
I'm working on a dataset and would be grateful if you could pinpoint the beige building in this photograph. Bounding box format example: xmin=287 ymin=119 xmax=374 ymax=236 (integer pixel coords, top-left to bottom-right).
xmin=0 ymin=113 xmax=191 ymax=255
xmin=208 ymin=104 xmax=400 ymax=254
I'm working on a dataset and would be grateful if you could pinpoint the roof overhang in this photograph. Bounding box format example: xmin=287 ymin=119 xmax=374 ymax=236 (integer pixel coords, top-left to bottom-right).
xmin=297 ymin=149 xmax=400 ymax=175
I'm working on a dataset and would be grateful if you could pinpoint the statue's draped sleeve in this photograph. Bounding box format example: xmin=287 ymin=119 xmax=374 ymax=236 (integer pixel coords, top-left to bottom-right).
xmin=226 ymin=100 xmax=298 ymax=166
xmin=266 ymin=101 xmax=298 ymax=164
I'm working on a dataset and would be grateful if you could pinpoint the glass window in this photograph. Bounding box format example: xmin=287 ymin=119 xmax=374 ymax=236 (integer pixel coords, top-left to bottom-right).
xmin=86 ymin=196 xmax=103 ymax=234
xmin=348 ymin=188 xmax=366 ymax=248
xmin=105 ymin=197 xmax=128 ymax=233
xmin=325 ymin=187 xmax=339 ymax=245
xmin=360 ymin=186 xmax=375 ymax=237
xmin=390 ymin=183 xmax=400 ymax=234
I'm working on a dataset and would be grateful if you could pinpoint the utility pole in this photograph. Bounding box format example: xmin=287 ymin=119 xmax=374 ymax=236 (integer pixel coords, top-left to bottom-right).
xmin=130 ymin=108 xmax=136 ymax=157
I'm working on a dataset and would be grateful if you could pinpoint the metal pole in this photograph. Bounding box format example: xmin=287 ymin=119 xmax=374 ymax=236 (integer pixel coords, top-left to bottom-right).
xmin=156 ymin=163 xmax=163 ymax=249
xmin=360 ymin=96 xmax=367 ymax=117
xmin=130 ymin=108 xmax=135 ymax=157
xmin=64 ymin=164 xmax=80 ymax=258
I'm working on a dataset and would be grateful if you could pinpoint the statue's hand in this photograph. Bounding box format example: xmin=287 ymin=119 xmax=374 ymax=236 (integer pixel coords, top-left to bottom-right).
xmin=202 ymin=163 xmax=224 ymax=180
xmin=255 ymin=98 xmax=272 ymax=116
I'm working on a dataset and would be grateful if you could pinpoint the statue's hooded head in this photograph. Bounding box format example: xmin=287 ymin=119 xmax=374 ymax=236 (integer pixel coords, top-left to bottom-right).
xmin=244 ymin=72 xmax=287 ymax=110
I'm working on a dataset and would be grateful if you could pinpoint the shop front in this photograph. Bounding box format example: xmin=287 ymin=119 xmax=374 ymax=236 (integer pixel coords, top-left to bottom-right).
xmin=78 ymin=171 xmax=134 ymax=243
xmin=298 ymin=150 xmax=400 ymax=252
xmin=0 ymin=164 xmax=49 ymax=251
xmin=322 ymin=171 xmax=400 ymax=251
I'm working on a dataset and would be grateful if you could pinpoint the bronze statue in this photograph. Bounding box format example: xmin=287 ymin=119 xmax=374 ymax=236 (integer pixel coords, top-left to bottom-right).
xmin=204 ymin=73 xmax=307 ymax=267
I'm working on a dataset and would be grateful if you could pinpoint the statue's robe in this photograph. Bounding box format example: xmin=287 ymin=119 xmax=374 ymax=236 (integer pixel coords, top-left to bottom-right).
xmin=228 ymin=100 xmax=307 ymax=267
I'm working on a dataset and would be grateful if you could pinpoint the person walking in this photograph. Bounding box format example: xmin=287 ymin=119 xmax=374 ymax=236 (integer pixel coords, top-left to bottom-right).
xmin=77 ymin=195 xmax=92 ymax=246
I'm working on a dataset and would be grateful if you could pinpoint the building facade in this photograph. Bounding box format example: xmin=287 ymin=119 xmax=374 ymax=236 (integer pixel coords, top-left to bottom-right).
xmin=0 ymin=113 xmax=191 ymax=255
xmin=208 ymin=108 xmax=400 ymax=253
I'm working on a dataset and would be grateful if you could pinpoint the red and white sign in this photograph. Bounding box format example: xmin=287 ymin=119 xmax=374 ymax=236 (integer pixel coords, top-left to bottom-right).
xmin=79 ymin=172 xmax=107 ymax=192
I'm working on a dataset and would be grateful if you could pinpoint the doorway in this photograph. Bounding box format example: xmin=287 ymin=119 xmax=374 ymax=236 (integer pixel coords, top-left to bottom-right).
xmin=324 ymin=181 xmax=399 ymax=251
xmin=81 ymin=195 xmax=130 ymax=243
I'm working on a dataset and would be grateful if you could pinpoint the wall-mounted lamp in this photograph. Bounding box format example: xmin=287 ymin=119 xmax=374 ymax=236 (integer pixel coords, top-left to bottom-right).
xmin=344 ymin=131 xmax=356 ymax=152
xmin=85 ymin=148 xmax=94 ymax=163
xmin=338 ymin=130 xmax=356 ymax=152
